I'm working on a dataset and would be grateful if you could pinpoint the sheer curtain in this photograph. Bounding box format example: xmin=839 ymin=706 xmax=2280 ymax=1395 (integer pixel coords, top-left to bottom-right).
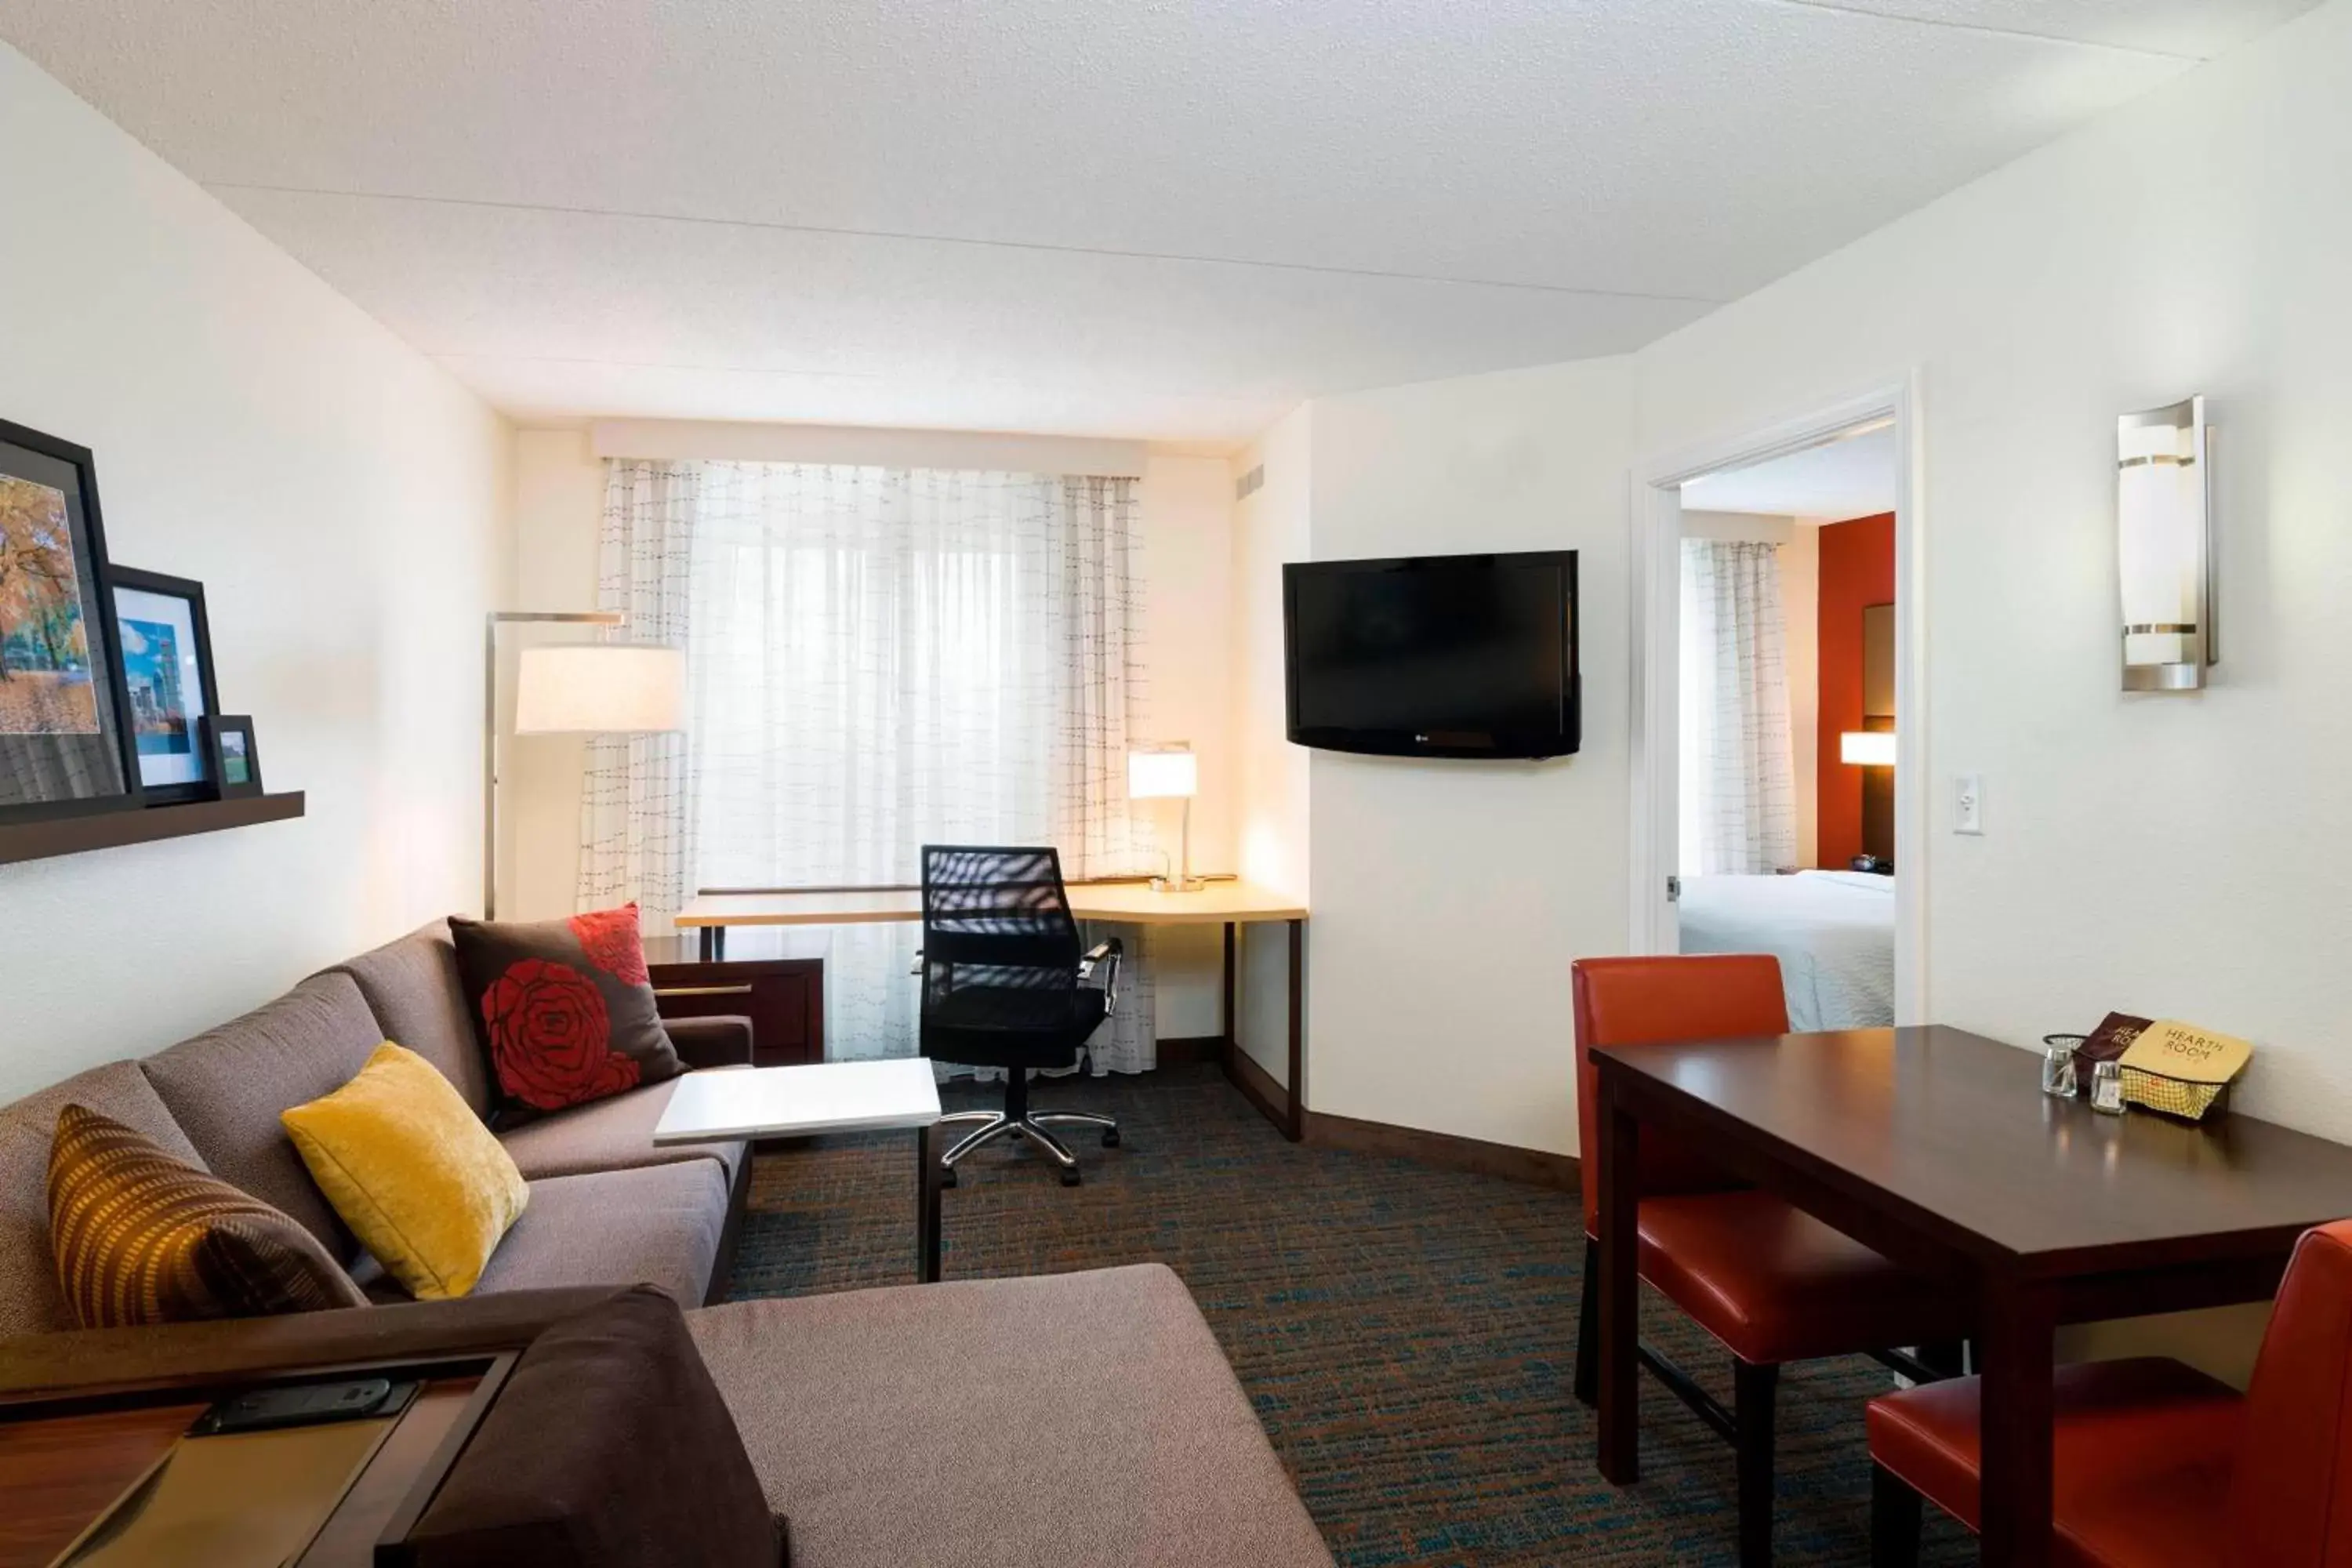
xmin=1678 ymin=539 xmax=1798 ymax=876
xmin=579 ymin=460 xmax=699 ymax=925
xmin=579 ymin=459 xmax=1162 ymax=1071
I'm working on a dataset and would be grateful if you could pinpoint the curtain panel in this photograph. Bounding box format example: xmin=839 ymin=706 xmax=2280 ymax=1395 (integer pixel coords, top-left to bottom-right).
xmin=1678 ymin=538 xmax=1798 ymax=877
xmin=579 ymin=459 xmax=699 ymax=925
xmin=580 ymin=459 xmax=1161 ymax=1071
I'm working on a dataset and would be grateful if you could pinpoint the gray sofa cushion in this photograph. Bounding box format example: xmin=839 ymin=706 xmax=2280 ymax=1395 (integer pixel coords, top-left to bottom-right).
xmin=140 ymin=971 xmax=383 ymax=1263
xmin=0 ymin=1062 xmax=211 ymax=1338
xmin=687 ymin=1264 xmax=1335 ymax=1568
xmin=468 ymin=1160 xmax=729 ymax=1306
xmin=328 ymin=922 xmax=493 ymax=1116
xmin=496 ymin=1077 xmax=746 ymax=1185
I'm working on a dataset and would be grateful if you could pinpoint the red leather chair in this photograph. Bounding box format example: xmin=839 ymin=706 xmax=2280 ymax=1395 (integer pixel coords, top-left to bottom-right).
xmin=1573 ymin=955 xmax=1973 ymax=1567
xmin=1868 ymin=1217 xmax=2352 ymax=1567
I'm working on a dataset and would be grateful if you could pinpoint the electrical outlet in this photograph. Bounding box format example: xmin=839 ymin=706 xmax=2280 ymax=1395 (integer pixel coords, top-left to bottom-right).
xmin=1954 ymin=774 xmax=1984 ymax=835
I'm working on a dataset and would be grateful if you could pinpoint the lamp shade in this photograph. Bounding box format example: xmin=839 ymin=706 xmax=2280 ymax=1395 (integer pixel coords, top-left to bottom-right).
xmin=1127 ymin=744 xmax=1198 ymax=800
xmin=514 ymin=644 xmax=685 ymax=735
xmin=1839 ymin=731 xmax=1896 ymax=768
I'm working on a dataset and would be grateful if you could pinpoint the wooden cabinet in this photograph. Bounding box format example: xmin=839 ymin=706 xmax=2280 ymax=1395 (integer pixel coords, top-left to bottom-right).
xmin=644 ymin=931 xmax=825 ymax=1066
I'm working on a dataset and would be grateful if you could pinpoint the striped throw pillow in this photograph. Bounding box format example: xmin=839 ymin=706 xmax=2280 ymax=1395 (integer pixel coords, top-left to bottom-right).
xmin=47 ymin=1103 xmax=369 ymax=1329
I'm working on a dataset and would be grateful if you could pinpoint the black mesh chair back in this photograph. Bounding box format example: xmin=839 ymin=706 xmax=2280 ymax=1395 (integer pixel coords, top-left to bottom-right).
xmin=918 ymin=845 xmax=1125 ymax=1183
xmin=920 ymin=845 xmax=1097 ymax=1071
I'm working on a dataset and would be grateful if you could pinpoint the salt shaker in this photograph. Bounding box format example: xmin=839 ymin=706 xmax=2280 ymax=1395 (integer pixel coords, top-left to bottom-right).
xmin=2041 ymin=1041 xmax=2078 ymax=1098
xmin=2089 ymin=1058 xmax=2126 ymax=1115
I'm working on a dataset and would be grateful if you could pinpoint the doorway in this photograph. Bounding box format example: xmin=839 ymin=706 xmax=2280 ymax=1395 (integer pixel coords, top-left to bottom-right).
xmin=1630 ymin=382 xmax=1926 ymax=1023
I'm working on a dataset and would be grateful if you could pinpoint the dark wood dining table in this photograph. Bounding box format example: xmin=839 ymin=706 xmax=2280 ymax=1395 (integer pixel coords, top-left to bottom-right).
xmin=1591 ymin=1025 xmax=2352 ymax=1568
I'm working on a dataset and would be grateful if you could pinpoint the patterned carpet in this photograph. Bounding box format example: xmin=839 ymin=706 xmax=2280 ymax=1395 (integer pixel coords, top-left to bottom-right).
xmin=724 ymin=1063 xmax=1973 ymax=1566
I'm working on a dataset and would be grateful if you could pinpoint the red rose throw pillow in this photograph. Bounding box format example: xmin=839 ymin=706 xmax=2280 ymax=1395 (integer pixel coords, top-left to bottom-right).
xmin=448 ymin=906 xmax=681 ymax=1116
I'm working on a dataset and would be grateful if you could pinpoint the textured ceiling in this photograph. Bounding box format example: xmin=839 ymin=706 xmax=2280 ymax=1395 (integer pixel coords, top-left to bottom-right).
xmin=0 ymin=0 xmax=2317 ymax=445
xmin=1682 ymin=422 xmax=1900 ymax=517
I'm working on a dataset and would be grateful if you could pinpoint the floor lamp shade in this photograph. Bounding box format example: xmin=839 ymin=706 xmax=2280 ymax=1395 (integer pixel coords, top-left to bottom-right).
xmin=514 ymin=644 xmax=686 ymax=735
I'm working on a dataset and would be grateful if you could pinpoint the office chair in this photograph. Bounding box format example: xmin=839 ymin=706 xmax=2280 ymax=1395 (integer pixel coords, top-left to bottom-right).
xmin=917 ymin=845 xmax=1123 ymax=1188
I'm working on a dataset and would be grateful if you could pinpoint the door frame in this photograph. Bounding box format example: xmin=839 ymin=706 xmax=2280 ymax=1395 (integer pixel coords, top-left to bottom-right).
xmin=1626 ymin=374 xmax=1929 ymax=1023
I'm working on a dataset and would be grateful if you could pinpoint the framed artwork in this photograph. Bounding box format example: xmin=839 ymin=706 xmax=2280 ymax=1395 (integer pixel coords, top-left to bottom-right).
xmin=111 ymin=568 xmax=221 ymax=804
xmin=0 ymin=419 xmax=141 ymax=824
xmin=201 ymin=714 xmax=262 ymax=799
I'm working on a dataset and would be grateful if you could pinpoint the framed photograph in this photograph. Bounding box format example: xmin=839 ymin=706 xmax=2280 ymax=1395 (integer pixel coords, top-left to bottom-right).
xmin=201 ymin=714 xmax=262 ymax=799
xmin=111 ymin=568 xmax=220 ymax=804
xmin=0 ymin=419 xmax=141 ymax=824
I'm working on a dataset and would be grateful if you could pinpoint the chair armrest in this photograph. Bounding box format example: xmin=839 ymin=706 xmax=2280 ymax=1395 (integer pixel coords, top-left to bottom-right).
xmin=662 ymin=1014 xmax=754 ymax=1069
xmin=1080 ymin=938 xmax=1123 ymax=1011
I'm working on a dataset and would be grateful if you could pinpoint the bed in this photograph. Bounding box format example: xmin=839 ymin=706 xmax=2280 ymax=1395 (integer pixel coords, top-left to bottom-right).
xmin=1676 ymin=869 xmax=1895 ymax=1030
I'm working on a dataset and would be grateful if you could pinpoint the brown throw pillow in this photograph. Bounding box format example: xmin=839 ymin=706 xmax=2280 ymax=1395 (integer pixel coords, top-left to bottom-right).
xmin=448 ymin=905 xmax=681 ymax=1116
xmin=47 ymin=1104 xmax=368 ymax=1329
xmin=400 ymin=1285 xmax=786 ymax=1568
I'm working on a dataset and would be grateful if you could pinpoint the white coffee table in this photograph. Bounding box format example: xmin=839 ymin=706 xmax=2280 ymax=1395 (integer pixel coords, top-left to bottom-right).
xmin=654 ymin=1058 xmax=946 ymax=1282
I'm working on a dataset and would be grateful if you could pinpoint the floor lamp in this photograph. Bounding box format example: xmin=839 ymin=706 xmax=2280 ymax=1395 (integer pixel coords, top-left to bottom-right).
xmin=484 ymin=611 xmax=686 ymax=919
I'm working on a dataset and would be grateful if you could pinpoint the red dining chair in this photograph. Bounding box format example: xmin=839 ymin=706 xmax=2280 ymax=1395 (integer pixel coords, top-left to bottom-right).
xmin=1573 ymin=955 xmax=1974 ymax=1567
xmin=1867 ymin=1216 xmax=2352 ymax=1567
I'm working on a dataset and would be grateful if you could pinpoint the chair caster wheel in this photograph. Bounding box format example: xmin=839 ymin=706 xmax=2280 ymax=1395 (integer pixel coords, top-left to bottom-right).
xmin=1060 ymin=1167 xmax=1083 ymax=1188
xmin=1102 ymin=1130 xmax=1120 ymax=1148
xmin=939 ymin=1166 xmax=958 ymax=1189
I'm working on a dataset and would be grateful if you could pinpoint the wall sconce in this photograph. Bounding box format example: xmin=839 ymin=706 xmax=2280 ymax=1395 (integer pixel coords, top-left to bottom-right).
xmin=2118 ymin=397 xmax=2213 ymax=691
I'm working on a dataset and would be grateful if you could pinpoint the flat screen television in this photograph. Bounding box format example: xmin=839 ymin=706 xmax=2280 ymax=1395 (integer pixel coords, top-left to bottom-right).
xmin=1283 ymin=550 xmax=1579 ymax=760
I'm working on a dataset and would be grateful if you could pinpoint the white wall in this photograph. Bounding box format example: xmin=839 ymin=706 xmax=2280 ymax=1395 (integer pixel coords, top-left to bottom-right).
xmin=503 ymin=429 xmax=604 ymax=922
xmin=1229 ymin=408 xmax=1312 ymax=1084
xmin=1129 ymin=454 xmax=1236 ymax=1037
xmin=501 ymin=435 xmax=1238 ymax=1041
xmin=1635 ymin=0 xmax=2352 ymax=1150
xmin=1301 ymin=360 xmax=1635 ymax=1153
xmin=1628 ymin=0 xmax=2352 ymax=1384
xmin=0 ymin=40 xmax=510 ymax=1102
xmin=1270 ymin=0 xmax=2352 ymax=1181
xmin=1676 ymin=510 xmax=1820 ymax=869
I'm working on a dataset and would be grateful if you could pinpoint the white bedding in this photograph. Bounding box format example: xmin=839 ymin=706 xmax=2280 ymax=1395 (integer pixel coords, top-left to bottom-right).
xmin=1677 ymin=870 xmax=1895 ymax=1030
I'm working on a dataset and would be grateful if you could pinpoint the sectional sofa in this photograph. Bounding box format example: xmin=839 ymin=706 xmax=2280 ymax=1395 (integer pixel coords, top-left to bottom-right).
xmin=0 ymin=920 xmax=1334 ymax=1567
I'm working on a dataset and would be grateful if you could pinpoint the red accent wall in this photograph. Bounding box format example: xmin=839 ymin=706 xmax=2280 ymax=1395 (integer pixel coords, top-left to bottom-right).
xmin=1816 ymin=513 xmax=1895 ymax=869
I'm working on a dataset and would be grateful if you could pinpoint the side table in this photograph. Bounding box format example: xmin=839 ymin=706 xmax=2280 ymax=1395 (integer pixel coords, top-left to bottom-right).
xmin=652 ymin=1058 xmax=946 ymax=1282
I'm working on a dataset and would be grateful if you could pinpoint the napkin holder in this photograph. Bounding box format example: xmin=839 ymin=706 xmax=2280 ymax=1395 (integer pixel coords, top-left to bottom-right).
xmin=2116 ymin=1019 xmax=2252 ymax=1122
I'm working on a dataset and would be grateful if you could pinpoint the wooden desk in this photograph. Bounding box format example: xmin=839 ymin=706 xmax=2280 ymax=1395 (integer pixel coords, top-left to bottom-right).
xmin=644 ymin=929 xmax=826 ymax=1067
xmin=677 ymin=880 xmax=1311 ymax=1139
xmin=1592 ymin=1026 xmax=2352 ymax=1568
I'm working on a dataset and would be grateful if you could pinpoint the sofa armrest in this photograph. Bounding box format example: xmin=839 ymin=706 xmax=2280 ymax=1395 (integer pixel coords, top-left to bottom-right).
xmin=0 ymin=1288 xmax=631 ymax=1403
xmin=664 ymin=1014 xmax=754 ymax=1069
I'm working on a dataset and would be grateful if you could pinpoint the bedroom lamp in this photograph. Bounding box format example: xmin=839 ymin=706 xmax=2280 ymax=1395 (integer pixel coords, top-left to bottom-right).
xmin=1839 ymin=731 xmax=1896 ymax=768
xmin=485 ymin=612 xmax=686 ymax=918
xmin=2118 ymin=395 xmax=2214 ymax=691
xmin=1128 ymin=742 xmax=1204 ymax=893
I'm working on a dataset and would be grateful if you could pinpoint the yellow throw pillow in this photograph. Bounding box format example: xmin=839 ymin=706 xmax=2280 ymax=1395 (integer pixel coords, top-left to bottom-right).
xmin=282 ymin=1042 xmax=528 ymax=1301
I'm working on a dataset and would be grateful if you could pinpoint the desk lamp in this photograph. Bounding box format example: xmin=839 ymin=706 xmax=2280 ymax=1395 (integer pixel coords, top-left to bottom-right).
xmin=1128 ymin=742 xmax=1203 ymax=893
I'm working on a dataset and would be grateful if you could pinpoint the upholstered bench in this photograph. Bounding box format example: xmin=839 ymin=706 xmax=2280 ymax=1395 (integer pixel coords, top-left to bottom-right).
xmin=688 ymin=1264 xmax=1334 ymax=1568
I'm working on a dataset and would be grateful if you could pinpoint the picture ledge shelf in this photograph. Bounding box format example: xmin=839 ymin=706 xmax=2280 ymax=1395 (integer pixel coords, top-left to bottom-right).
xmin=0 ymin=792 xmax=305 ymax=869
